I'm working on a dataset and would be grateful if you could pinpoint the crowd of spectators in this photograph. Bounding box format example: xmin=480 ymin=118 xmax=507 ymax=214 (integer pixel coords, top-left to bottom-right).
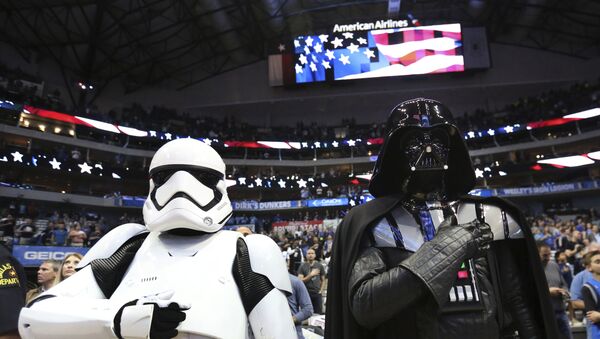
xmin=2 ymin=62 xmax=599 ymax=146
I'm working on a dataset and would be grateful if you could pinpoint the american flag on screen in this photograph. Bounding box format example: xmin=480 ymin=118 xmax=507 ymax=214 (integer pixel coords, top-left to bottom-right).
xmin=291 ymin=23 xmax=464 ymax=83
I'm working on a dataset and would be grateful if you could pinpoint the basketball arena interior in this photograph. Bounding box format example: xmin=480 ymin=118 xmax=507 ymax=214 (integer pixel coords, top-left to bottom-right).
xmin=1 ymin=1 xmax=600 ymax=338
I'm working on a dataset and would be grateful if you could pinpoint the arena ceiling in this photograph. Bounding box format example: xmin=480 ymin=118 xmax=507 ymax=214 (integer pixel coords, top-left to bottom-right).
xmin=0 ymin=0 xmax=599 ymax=98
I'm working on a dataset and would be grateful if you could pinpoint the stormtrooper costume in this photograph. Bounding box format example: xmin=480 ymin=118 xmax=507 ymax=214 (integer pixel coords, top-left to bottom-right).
xmin=19 ymin=138 xmax=297 ymax=339
xmin=325 ymin=98 xmax=559 ymax=339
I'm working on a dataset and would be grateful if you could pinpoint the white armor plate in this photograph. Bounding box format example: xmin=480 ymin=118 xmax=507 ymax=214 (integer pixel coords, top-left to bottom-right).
xmin=110 ymin=230 xmax=247 ymax=339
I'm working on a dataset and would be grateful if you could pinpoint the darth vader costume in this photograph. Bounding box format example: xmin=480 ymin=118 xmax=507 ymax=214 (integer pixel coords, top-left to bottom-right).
xmin=325 ymin=98 xmax=559 ymax=339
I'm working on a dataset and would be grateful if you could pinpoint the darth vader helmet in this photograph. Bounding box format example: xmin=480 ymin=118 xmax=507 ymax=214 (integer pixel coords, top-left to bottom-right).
xmin=369 ymin=98 xmax=475 ymax=199
xmin=142 ymin=138 xmax=233 ymax=233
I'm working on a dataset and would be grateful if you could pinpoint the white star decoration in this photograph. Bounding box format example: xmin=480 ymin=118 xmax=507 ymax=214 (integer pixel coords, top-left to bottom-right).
xmin=347 ymin=139 xmax=356 ymax=146
xmin=11 ymin=151 xmax=23 ymax=162
xmin=78 ymin=162 xmax=92 ymax=174
xmin=319 ymin=34 xmax=329 ymax=43
xmin=504 ymin=125 xmax=514 ymax=133
xmin=278 ymin=179 xmax=286 ymax=188
xmin=149 ymin=130 xmax=157 ymax=137
xmin=357 ymin=37 xmax=367 ymax=45
xmin=321 ymin=60 xmax=331 ymax=69
xmin=295 ymin=64 xmax=303 ymax=74
xmin=325 ymin=49 xmax=335 ymax=60
xmin=255 ymin=178 xmax=263 ymax=186
xmin=364 ymin=49 xmax=376 ymax=59
xmin=309 ymin=62 xmax=317 ymax=72
xmin=314 ymin=43 xmax=323 ymax=53
xmin=474 ymin=168 xmax=484 ymax=178
xmin=165 ymin=133 xmax=172 ymax=140
xmin=49 ymin=158 xmax=61 ymax=170
xmin=278 ymin=44 xmax=285 ymax=52
xmin=347 ymin=43 xmax=359 ymax=54
xmin=487 ymin=129 xmax=495 ymax=136
xmin=238 ymin=177 xmax=247 ymax=185
xmin=294 ymin=40 xmax=300 ymax=48
xmin=305 ymin=36 xmax=313 ymax=47
xmin=331 ymin=37 xmax=344 ymax=48
xmin=314 ymin=141 xmax=321 ymax=148
xmin=332 ymin=141 xmax=339 ymax=147
xmin=339 ymin=54 xmax=350 ymax=65
xmin=342 ymin=32 xmax=354 ymax=39
xmin=299 ymin=54 xmax=308 ymax=65
xmin=297 ymin=178 xmax=307 ymax=188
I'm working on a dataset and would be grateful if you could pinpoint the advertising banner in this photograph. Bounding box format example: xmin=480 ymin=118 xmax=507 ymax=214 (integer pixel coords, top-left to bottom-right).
xmin=272 ymin=220 xmax=324 ymax=234
xmin=12 ymin=245 xmax=89 ymax=267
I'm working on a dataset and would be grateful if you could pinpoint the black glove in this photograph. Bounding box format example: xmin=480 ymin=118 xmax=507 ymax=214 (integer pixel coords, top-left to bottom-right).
xmin=113 ymin=299 xmax=187 ymax=339
xmin=400 ymin=216 xmax=493 ymax=306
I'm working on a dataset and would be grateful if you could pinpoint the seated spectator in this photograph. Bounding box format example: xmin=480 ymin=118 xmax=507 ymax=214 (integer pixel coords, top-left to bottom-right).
xmin=87 ymin=225 xmax=103 ymax=247
xmin=582 ymin=250 xmax=600 ymax=338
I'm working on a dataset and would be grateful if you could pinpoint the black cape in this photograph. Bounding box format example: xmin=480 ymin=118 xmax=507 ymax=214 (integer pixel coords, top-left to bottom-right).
xmin=324 ymin=195 xmax=559 ymax=339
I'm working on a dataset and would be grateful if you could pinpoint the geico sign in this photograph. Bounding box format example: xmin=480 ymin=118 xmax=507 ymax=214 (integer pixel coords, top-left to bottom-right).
xmin=24 ymin=251 xmax=78 ymax=260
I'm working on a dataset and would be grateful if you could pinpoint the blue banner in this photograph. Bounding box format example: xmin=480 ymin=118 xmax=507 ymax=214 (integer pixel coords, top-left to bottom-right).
xmin=121 ymin=196 xmax=146 ymax=207
xmin=305 ymin=197 xmax=349 ymax=208
xmin=232 ymin=200 xmax=303 ymax=211
xmin=12 ymin=246 xmax=89 ymax=267
xmin=0 ymin=99 xmax=20 ymax=110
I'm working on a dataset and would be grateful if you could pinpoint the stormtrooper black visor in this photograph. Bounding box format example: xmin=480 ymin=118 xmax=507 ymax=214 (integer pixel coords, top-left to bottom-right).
xmin=149 ymin=165 xmax=224 ymax=211
xmin=150 ymin=165 xmax=223 ymax=189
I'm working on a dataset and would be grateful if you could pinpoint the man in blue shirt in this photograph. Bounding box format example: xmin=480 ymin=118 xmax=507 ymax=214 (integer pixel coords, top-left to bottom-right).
xmin=288 ymin=273 xmax=314 ymax=339
xmin=572 ymin=250 xmax=598 ymax=339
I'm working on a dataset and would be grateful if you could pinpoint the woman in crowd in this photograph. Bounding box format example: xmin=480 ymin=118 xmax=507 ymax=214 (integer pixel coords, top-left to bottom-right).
xmin=54 ymin=253 xmax=83 ymax=284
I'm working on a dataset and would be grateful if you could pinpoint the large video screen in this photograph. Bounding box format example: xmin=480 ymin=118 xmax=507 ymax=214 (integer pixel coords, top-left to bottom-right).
xmin=276 ymin=23 xmax=465 ymax=85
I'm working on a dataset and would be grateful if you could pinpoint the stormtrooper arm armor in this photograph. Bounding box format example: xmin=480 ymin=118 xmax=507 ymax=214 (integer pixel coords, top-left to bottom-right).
xmin=19 ymin=265 xmax=120 ymax=339
xmin=19 ymin=224 xmax=153 ymax=339
xmin=233 ymin=234 xmax=296 ymax=339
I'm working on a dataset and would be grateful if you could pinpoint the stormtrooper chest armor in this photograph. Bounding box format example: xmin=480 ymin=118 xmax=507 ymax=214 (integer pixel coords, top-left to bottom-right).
xmin=110 ymin=230 xmax=247 ymax=339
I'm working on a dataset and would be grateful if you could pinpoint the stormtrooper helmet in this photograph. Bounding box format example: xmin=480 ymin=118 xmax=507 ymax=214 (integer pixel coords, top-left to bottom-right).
xmin=142 ymin=138 xmax=233 ymax=233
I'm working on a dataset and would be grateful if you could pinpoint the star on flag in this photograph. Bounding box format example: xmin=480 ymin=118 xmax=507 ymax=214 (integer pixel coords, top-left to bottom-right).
xmin=342 ymin=32 xmax=354 ymax=39
xmin=295 ymin=64 xmax=303 ymax=74
xmin=331 ymin=37 xmax=344 ymax=48
xmin=305 ymin=36 xmax=313 ymax=46
xmin=339 ymin=54 xmax=350 ymax=65
xmin=318 ymin=34 xmax=329 ymax=43
xmin=321 ymin=60 xmax=331 ymax=69
xmin=299 ymin=54 xmax=308 ymax=65
xmin=325 ymin=49 xmax=335 ymax=60
xmin=364 ymin=49 xmax=376 ymax=59
xmin=357 ymin=37 xmax=367 ymax=45
xmin=347 ymin=43 xmax=359 ymax=54
xmin=314 ymin=43 xmax=323 ymax=53
xmin=278 ymin=44 xmax=285 ymax=52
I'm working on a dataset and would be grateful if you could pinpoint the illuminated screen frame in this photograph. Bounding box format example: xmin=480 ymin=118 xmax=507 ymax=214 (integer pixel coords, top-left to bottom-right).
xmin=290 ymin=23 xmax=465 ymax=84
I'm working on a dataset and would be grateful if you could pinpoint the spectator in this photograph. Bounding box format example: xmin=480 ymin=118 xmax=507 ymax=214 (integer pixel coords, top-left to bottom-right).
xmin=26 ymin=260 xmax=60 ymax=303
xmin=582 ymin=250 xmax=600 ymax=338
xmin=51 ymin=222 xmax=68 ymax=246
xmin=571 ymin=248 xmax=598 ymax=339
xmin=557 ymin=251 xmax=574 ymax=288
xmin=288 ymin=240 xmax=304 ymax=275
xmin=298 ymin=248 xmax=325 ymax=314
xmin=0 ymin=242 xmax=27 ymax=338
xmin=55 ymin=253 xmax=83 ymax=284
xmin=87 ymin=225 xmax=103 ymax=247
xmin=68 ymin=222 xmax=87 ymax=247
xmin=287 ymin=273 xmax=313 ymax=339
xmin=539 ymin=243 xmax=573 ymax=339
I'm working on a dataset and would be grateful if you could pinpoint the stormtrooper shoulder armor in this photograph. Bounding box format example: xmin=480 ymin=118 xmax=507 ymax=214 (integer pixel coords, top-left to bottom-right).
xmin=78 ymin=223 xmax=148 ymax=268
xmin=244 ymin=234 xmax=292 ymax=293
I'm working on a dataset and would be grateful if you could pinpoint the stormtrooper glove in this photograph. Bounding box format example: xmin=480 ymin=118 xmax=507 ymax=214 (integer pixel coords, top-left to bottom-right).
xmin=400 ymin=216 xmax=493 ymax=306
xmin=113 ymin=291 xmax=190 ymax=339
